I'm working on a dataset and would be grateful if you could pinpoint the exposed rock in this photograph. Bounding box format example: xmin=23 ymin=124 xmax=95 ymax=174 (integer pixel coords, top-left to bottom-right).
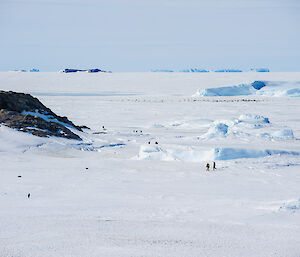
xmin=0 ymin=91 xmax=84 ymax=140
xmin=60 ymin=69 xmax=86 ymax=73
xmin=60 ymin=68 xmax=111 ymax=73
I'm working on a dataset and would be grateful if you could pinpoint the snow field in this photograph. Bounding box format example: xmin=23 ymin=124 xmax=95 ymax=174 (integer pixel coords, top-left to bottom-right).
xmin=0 ymin=72 xmax=300 ymax=256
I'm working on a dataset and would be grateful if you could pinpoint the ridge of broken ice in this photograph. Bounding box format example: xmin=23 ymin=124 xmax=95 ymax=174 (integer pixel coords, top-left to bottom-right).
xmin=193 ymin=81 xmax=300 ymax=97
xmin=137 ymin=144 xmax=300 ymax=162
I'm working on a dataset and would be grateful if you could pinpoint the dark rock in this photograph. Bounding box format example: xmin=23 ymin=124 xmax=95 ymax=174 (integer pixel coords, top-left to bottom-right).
xmin=61 ymin=69 xmax=86 ymax=73
xmin=61 ymin=68 xmax=111 ymax=73
xmin=0 ymin=91 xmax=82 ymax=130
xmin=0 ymin=91 xmax=83 ymax=140
xmin=88 ymin=69 xmax=102 ymax=73
xmin=78 ymin=125 xmax=90 ymax=130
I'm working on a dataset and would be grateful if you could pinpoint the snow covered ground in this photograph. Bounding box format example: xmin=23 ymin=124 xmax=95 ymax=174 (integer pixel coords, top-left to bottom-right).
xmin=1 ymin=72 xmax=300 ymax=257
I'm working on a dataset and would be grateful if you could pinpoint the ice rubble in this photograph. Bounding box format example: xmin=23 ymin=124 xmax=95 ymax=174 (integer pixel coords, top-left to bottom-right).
xmin=261 ymin=129 xmax=295 ymax=140
xmin=198 ymin=114 xmax=270 ymax=139
xmin=279 ymin=199 xmax=300 ymax=212
xmin=193 ymin=81 xmax=300 ymax=97
xmin=200 ymin=122 xmax=229 ymax=139
xmin=137 ymin=144 xmax=300 ymax=162
xmin=157 ymin=114 xmax=294 ymax=141
xmin=202 ymin=115 xmax=296 ymax=141
xmin=143 ymin=113 xmax=297 ymax=161
xmin=236 ymin=114 xmax=270 ymax=128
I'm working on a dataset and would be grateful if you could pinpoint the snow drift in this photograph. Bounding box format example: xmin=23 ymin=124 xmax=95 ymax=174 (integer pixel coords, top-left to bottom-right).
xmin=0 ymin=125 xmax=125 ymax=153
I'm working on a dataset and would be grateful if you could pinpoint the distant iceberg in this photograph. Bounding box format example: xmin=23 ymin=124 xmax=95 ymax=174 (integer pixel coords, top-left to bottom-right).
xmin=60 ymin=69 xmax=86 ymax=73
xmin=180 ymin=68 xmax=209 ymax=72
xmin=215 ymin=69 xmax=243 ymax=72
xmin=250 ymin=68 xmax=270 ymax=72
xmin=149 ymin=68 xmax=270 ymax=73
xmin=12 ymin=70 xmax=27 ymax=72
xmin=60 ymin=68 xmax=111 ymax=73
xmin=151 ymin=69 xmax=174 ymax=72
xmin=88 ymin=69 xmax=109 ymax=73
xmin=30 ymin=68 xmax=40 ymax=72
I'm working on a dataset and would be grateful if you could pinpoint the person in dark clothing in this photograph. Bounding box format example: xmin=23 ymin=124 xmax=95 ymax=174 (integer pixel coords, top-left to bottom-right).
xmin=213 ymin=161 xmax=216 ymax=170
xmin=206 ymin=163 xmax=210 ymax=171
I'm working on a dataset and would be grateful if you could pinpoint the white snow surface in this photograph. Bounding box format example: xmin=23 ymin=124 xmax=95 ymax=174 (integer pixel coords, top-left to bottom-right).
xmin=1 ymin=72 xmax=300 ymax=257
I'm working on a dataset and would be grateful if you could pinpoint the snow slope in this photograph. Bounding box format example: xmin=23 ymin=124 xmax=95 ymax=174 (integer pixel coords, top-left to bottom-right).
xmin=0 ymin=72 xmax=300 ymax=257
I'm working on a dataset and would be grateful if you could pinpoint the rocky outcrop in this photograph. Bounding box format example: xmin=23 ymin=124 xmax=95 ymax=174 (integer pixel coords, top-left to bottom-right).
xmin=0 ymin=91 xmax=85 ymax=140
xmin=60 ymin=68 xmax=111 ymax=73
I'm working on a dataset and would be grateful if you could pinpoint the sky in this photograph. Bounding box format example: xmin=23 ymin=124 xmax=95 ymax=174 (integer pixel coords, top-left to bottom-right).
xmin=0 ymin=0 xmax=299 ymax=72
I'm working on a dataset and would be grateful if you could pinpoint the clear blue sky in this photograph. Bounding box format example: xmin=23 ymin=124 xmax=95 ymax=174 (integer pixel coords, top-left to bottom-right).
xmin=0 ymin=0 xmax=299 ymax=71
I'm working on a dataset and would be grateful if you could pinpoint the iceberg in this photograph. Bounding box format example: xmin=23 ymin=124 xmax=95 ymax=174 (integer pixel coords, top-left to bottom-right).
xmin=193 ymin=81 xmax=300 ymax=97
xmin=60 ymin=68 xmax=111 ymax=73
xmin=215 ymin=69 xmax=243 ymax=72
xmin=151 ymin=69 xmax=174 ymax=72
xmin=250 ymin=68 xmax=270 ymax=72
xmin=180 ymin=68 xmax=209 ymax=72
xmin=194 ymin=81 xmax=266 ymax=97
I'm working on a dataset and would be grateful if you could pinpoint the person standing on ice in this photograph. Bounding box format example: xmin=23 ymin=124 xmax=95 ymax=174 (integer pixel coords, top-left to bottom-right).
xmin=213 ymin=161 xmax=216 ymax=170
xmin=206 ymin=162 xmax=210 ymax=171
